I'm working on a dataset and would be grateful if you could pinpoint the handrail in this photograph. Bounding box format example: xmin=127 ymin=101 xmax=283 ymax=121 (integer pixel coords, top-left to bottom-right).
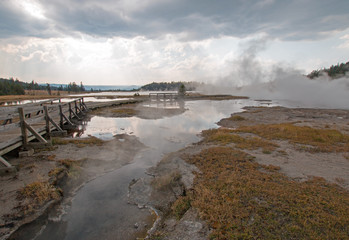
xmin=0 ymin=97 xmax=89 ymax=168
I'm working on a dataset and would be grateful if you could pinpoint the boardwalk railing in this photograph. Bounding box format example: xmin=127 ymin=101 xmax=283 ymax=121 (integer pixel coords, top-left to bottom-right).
xmin=149 ymin=93 xmax=178 ymax=101
xmin=0 ymin=98 xmax=88 ymax=170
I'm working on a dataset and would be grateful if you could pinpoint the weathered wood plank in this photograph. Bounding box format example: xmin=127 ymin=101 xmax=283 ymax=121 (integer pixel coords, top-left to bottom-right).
xmin=18 ymin=108 xmax=28 ymax=148
xmin=25 ymin=115 xmax=46 ymax=125
xmin=44 ymin=106 xmax=51 ymax=138
xmin=0 ymin=136 xmax=22 ymax=152
xmin=49 ymin=117 xmax=63 ymax=132
xmin=0 ymin=122 xmax=21 ymax=132
xmin=0 ymin=156 xmax=12 ymax=168
xmin=24 ymin=121 xmax=48 ymax=143
xmin=0 ymin=111 xmax=18 ymax=121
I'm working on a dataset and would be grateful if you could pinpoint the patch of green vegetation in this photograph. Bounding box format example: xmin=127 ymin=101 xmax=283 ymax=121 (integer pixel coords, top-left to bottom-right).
xmin=172 ymin=196 xmax=191 ymax=220
xmin=235 ymin=123 xmax=349 ymax=153
xmin=52 ymin=136 xmax=104 ymax=147
xmin=228 ymin=115 xmax=246 ymax=121
xmin=185 ymin=147 xmax=349 ymax=239
xmin=202 ymin=128 xmax=278 ymax=152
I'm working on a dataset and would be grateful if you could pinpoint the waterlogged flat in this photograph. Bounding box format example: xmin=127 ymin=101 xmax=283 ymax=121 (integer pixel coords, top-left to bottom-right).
xmin=19 ymin=99 xmax=276 ymax=240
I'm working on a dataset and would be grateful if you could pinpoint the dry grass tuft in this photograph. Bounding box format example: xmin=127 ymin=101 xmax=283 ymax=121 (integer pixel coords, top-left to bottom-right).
xmin=47 ymin=155 xmax=56 ymax=161
xmin=58 ymin=159 xmax=82 ymax=178
xmin=48 ymin=167 xmax=65 ymax=177
xmin=235 ymin=123 xmax=349 ymax=153
xmin=202 ymin=128 xmax=278 ymax=152
xmin=151 ymin=171 xmax=181 ymax=191
xmin=18 ymin=181 xmax=61 ymax=205
xmin=111 ymin=108 xmax=137 ymax=116
xmin=185 ymin=147 xmax=349 ymax=239
xmin=52 ymin=136 xmax=104 ymax=147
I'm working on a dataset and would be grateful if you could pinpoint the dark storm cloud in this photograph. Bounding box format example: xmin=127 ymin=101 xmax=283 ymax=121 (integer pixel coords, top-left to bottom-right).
xmin=1 ymin=0 xmax=349 ymax=40
xmin=0 ymin=1 xmax=53 ymax=38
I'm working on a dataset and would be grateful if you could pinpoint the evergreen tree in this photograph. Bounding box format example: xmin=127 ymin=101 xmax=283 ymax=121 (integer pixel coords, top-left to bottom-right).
xmin=46 ymin=83 xmax=52 ymax=95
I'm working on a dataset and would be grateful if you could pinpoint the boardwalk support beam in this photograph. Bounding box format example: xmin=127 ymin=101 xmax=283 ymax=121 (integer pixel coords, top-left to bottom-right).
xmin=44 ymin=106 xmax=67 ymax=137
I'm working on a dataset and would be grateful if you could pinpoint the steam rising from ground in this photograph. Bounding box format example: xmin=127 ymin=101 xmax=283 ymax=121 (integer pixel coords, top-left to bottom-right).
xmin=199 ymin=38 xmax=349 ymax=109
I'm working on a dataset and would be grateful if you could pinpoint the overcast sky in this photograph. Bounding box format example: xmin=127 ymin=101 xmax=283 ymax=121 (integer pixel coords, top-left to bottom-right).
xmin=0 ymin=0 xmax=349 ymax=86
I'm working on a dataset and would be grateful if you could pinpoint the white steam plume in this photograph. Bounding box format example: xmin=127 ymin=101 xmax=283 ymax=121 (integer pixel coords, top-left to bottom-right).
xmin=199 ymin=38 xmax=349 ymax=109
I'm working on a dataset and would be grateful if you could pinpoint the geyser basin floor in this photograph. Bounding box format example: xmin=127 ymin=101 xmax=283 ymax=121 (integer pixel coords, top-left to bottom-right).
xmin=1 ymin=99 xmax=277 ymax=240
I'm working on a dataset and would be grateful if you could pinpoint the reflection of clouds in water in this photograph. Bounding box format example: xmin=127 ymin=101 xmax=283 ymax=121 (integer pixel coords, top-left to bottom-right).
xmin=82 ymin=116 xmax=119 ymax=137
xmin=81 ymin=100 xmax=274 ymax=151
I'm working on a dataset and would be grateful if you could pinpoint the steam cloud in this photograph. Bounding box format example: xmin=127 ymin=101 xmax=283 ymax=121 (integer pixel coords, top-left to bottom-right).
xmin=200 ymin=38 xmax=349 ymax=109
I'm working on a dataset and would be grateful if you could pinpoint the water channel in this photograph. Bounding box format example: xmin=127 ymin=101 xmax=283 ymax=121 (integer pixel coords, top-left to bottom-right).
xmin=15 ymin=99 xmax=277 ymax=240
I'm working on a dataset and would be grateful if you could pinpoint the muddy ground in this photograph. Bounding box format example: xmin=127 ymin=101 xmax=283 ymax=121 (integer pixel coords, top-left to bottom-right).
xmin=1 ymin=102 xmax=349 ymax=239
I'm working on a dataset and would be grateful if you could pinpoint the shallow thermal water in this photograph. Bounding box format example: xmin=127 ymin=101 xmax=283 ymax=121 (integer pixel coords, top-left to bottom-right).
xmin=20 ymin=99 xmax=277 ymax=240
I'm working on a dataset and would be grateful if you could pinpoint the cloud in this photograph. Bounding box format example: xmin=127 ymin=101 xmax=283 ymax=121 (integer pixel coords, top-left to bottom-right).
xmin=339 ymin=34 xmax=349 ymax=49
xmin=1 ymin=0 xmax=348 ymax=41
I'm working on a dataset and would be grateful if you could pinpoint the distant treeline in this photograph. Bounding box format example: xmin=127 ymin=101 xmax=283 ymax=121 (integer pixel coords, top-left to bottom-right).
xmin=140 ymin=81 xmax=202 ymax=91
xmin=307 ymin=61 xmax=349 ymax=79
xmin=0 ymin=78 xmax=86 ymax=95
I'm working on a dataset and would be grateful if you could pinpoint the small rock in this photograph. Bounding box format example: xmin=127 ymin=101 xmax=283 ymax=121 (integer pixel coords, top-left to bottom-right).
xmin=137 ymin=204 xmax=145 ymax=209
xmin=134 ymin=223 xmax=139 ymax=229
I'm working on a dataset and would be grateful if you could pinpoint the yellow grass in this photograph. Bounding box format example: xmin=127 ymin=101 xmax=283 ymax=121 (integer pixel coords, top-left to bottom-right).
xmin=52 ymin=136 xmax=104 ymax=147
xmin=185 ymin=147 xmax=349 ymax=239
xmin=235 ymin=123 xmax=349 ymax=152
xmin=19 ymin=181 xmax=61 ymax=205
xmin=111 ymin=108 xmax=137 ymax=116
xmin=202 ymin=128 xmax=278 ymax=152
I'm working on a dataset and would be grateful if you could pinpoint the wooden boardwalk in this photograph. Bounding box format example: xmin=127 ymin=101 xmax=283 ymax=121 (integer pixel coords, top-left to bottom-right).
xmin=0 ymin=98 xmax=88 ymax=170
xmin=149 ymin=93 xmax=179 ymax=101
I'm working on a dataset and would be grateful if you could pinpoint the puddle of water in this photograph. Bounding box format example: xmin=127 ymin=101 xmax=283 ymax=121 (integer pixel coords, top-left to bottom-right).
xmin=70 ymin=91 xmax=183 ymax=97
xmin=0 ymin=99 xmax=50 ymax=106
xmin=19 ymin=99 xmax=278 ymax=240
xmin=0 ymin=96 xmax=130 ymax=106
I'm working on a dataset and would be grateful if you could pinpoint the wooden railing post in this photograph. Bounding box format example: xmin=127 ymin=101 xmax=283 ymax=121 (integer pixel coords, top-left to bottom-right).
xmin=59 ymin=105 xmax=64 ymax=128
xmin=18 ymin=107 xmax=28 ymax=149
xmin=79 ymin=98 xmax=82 ymax=111
xmin=74 ymin=100 xmax=78 ymax=115
xmin=68 ymin=102 xmax=72 ymax=120
xmin=44 ymin=106 xmax=50 ymax=138
xmin=82 ymin=97 xmax=88 ymax=111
